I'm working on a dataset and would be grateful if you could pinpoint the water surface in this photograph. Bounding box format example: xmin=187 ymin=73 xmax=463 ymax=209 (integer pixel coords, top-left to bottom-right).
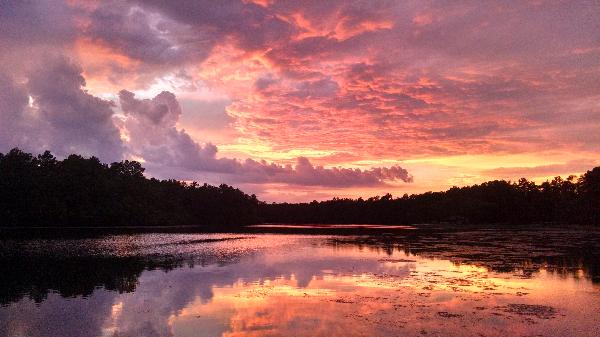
xmin=1 ymin=227 xmax=598 ymax=336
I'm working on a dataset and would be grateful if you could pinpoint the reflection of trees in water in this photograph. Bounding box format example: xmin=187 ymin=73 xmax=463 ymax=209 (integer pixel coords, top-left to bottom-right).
xmin=0 ymin=255 xmax=189 ymax=305
xmin=0 ymin=254 xmax=215 ymax=337
xmin=1 ymin=228 xmax=598 ymax=309
xmin=0 ymin=234 xmax=257 ymax=306
xmin=0 ymin=230 xmax=597 ymax=337
xmin=330 ymin=228 xmax=600 ymax=283
xmin=0 ymin=239 xmax=406 ymax=309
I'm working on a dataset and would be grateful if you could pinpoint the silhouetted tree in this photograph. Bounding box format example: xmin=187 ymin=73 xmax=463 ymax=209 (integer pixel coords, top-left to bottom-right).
xmin=578 ymin=167 xmax=600 ymax=224
xmin=259 ymin=170 xmax=600 ymax=226
xmin=0 ymin=148 xmax=260 ymax=227
xmin=1 ymin=148 xmax=599 ymax=227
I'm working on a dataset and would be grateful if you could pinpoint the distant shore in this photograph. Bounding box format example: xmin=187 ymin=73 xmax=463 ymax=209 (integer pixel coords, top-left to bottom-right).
xmin=1 ymin=222 xmax=596 ymax=239
xmin=1 ymin=149 xmax=599 ymax=230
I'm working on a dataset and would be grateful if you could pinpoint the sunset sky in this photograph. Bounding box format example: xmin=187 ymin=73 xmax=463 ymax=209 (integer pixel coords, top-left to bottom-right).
xmin=1 ymin=1 xmax=599 ymax=201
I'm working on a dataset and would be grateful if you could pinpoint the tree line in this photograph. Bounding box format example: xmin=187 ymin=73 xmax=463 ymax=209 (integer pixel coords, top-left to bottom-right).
xmin=260 ymin=169 xmax=600 ymax=225
xmin=0 ymin=148 xmax=598 ymax=227
xmin=0 ymin=148 xmax=259 ymax=227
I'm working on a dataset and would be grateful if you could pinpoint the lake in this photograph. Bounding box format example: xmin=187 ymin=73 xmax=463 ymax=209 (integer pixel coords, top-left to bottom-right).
xmin=1 ymin=225 xmax=599 ymax=337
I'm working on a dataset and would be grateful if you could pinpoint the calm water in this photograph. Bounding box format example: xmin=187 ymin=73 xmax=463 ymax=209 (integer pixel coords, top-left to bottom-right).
xmin=1 ymin=227 xmax=599 ymax=337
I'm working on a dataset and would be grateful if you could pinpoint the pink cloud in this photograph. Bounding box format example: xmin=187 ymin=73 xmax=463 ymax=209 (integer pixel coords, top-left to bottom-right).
xmin=1 ymin=1 xmax=599 ymax=198
xmin=119 ymin=90 xmax=412 ymax=187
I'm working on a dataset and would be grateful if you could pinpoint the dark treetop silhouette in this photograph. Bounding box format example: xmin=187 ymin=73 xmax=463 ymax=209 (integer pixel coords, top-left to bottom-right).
xmin=0 ymin=148 xmax=599 ymax=227
xmin=0 ymin=148 xmax=259 ymax=227
xmin=261 ymin=169 xmax=600 ymax=226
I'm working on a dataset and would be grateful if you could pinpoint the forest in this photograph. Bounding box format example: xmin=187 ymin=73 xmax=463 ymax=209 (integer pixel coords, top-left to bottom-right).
xmin=261 ymin=169 xmax=600 ymax=225
xmin=0 ymin=148 xmax=599 ymax=227
xmin=0 ymin=148 xmax=260 ymax=227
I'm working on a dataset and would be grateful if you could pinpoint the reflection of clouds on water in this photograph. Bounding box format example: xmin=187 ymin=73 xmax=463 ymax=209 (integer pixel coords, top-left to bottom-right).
xmin=0 ymin=237 xmax=408 ymax=337
xmin=1 ymin=232 xmax=599 ymax=337
xmin=0 ymin=290 xmax=116 ymax=337
xmin=105 ymin=245 xmax=413 ymax=336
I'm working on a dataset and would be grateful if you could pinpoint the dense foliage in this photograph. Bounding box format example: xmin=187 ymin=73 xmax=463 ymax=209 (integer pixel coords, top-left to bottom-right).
xmin=0 ymin=149 xmax=260 ymax=227
xmin=260 ymin=170 xmax=600 ymax=225
xmin=1 ymin=148 xmax=599 ymax=227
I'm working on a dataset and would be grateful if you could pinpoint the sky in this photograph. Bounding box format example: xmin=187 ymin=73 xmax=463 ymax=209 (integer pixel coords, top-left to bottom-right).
xmin=1 ymin=1 xmax=599 ymax=201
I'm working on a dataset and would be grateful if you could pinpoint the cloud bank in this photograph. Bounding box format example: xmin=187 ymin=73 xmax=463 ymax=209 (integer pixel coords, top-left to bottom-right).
xmin=119 ymin=90 xmax=412 ymax=187
xmin=1 ymin=0 xmax=599 ymax=197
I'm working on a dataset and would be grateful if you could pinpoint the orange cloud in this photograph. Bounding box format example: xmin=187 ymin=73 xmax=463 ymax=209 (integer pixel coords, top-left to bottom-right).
xmin=74 ymin=37 xmax=141 ymax=93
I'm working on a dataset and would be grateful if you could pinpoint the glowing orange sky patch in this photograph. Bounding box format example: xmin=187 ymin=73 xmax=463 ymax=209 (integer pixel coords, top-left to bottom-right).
xmin=74 ymin=38 xmax=142 ymax=94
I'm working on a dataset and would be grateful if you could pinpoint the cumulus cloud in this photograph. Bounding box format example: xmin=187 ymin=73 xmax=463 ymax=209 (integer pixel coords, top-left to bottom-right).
xmin=119 ymin=90 xmax=412 ymax=187
xmin=237 ymin=157 xmax=412 ymax=187
xmin=0 ymin=57 xmax=124 ymax=161
xmin=27 ymin=57 xmax=124 ymax=161
xmin=119 ymin=89 xmax=239 ymax=173
xmin=0 ymin=74 xmax=42 ymax=152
